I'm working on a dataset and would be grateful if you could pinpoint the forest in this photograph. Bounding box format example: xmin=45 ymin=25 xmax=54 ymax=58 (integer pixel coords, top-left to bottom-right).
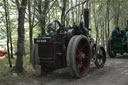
xmin=0 ymin=0 xmax=128 ymax=84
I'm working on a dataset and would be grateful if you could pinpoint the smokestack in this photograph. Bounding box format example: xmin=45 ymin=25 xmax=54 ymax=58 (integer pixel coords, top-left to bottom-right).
xmin=83 ymin=9 xmax=89 ymax=29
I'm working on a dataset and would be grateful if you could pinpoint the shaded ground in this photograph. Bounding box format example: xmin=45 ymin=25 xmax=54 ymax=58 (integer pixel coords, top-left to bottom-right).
xmin=0 ymin=55 xmax=128 ymax=85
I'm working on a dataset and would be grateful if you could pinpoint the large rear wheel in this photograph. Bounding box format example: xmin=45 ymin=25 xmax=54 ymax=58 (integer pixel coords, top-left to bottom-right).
xmin=67 ymin=35 xmax=91 ymax=78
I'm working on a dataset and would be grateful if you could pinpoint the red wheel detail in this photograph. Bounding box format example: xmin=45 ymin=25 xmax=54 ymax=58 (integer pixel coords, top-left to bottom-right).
xmin=75 ymin=44 xmax=90 ymax=75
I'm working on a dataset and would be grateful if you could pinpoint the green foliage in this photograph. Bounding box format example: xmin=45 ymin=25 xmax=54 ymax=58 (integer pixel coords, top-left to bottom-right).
xmin=0 ymin=0 xmax=128 ymax=50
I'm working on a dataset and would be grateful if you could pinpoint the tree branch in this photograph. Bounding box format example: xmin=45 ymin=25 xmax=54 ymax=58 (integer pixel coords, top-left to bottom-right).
xmin=15 ymin=0 xmax=20 ymax=8
xmin=46 ymin=0 xmax=57 ymax=14
xmin=57 ymin=0 xmax=62 ymax=9
xmin=32 ymin=21 xmax=39 ymax=28
xmin=65 ymin=0 xmax=89 ymax=15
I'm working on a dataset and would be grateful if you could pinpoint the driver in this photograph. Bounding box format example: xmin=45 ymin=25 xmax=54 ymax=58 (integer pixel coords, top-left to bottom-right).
xmin=47 ymin=20 xmax=61 ymax=34
xmin=47 ymin=22 xmax=57 ymax=33
xmin=112 ymin=26 xmax=121 ymax=38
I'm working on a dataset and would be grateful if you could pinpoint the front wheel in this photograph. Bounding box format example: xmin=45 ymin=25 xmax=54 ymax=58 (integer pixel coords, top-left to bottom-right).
xmin=67 ymin=35 xmax=91 ymax=78
xmin=95 ymin=45 xmax=106 ymax=68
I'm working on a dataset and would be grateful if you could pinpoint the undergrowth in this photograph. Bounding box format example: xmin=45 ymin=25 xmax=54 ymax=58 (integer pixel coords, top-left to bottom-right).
xmin=0 ymin=55 xmax=35 ymax=83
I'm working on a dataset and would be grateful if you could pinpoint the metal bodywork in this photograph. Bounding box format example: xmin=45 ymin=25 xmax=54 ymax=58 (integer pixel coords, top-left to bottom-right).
xmin=34 ymin=36 xmax=66 ymax=70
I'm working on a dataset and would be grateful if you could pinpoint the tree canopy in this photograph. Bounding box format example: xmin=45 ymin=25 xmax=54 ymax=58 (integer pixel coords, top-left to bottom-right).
xmin=0 ymin=0 xmax=128 ymax=71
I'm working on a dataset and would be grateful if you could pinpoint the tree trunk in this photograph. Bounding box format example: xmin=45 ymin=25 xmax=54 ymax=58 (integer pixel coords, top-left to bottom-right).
xmin=3 ymin=0 xmax=12 ymax=68
xmin=16 ymin=0 xmax=27 ymax=72
xmin=38 ymin=0 xmax=49 ymax=35
xmin=6 ymin=0 xmax=14 ymax=59
xmin=10 ymin=31 xmax=13 ymax=58
xmin=28 ymin=0 xmax=33 ymax=57
xmin=100 ymin=22 xmax=105 ymax=46
xmin=113 ymin=2 xmax=120 ymax=27
xmin=71 ymin=0 xmax=74 ymax=24
xmin=93 ymin=3 xmax=99 ymax=44
xmin=107 ymin=0 xmax=110 ymax=37
xmin=61 ymin=0 xmax=67 ymax=24
xmin=104 ymin=0 xmax=111 ymax=42
xmin=66 ymin=0 xmax=70 ymax=26
xmin=78 ymin=0 xmax=81 ymax=23
xmin=75 ymin=0 xmax=78 ymax=23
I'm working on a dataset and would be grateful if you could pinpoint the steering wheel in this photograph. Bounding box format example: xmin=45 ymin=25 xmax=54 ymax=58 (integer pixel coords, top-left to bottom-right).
xmin=47 ymin=20 xmax=62 ymax=34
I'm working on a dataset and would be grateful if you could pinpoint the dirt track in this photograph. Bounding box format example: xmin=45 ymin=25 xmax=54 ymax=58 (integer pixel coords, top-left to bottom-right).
xmin=1 ymin=55 xmax=128 ymax=85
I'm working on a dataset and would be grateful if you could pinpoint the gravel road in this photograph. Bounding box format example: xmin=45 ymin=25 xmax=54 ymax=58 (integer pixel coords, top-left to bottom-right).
xmin=1 ymin=55 xmax=128 ymax=85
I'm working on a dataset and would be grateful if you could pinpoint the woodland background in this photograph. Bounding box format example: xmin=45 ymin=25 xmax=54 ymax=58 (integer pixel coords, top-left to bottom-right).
xmin=0 ymin=0 xmax=128 ymax=77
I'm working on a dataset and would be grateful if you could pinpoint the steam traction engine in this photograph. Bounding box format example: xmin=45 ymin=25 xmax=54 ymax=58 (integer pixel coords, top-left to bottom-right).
xmin=31 ymin=9 xmax=106 ymax=78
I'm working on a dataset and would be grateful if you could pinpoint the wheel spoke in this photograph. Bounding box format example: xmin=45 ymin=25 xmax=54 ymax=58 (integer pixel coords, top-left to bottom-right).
xmin=98 ymin=59 xmax=102 ymax=64
xmin=76 ymin=59 xmax=82 ymax=64
xmin=97 ymin=54 xmax=104 ymax=65
xmin=75 ymin=45 xmax=90 ymax=75
xmin=76 ymin=45 xmax=86 ymax=59
xmin=80 ymin=64 xmax=85 ymax=72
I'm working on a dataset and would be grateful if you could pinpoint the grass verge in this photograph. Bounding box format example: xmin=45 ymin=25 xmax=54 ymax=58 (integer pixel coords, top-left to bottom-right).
xmin=0 ymin=55 xmax=35 ymax=83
